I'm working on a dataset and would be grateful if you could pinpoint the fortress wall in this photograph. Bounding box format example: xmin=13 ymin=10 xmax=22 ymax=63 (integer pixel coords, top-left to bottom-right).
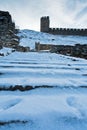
xmin=48 ymin=28 xmax=87 ymax=36
xmin=40 ymin=16 xmax=49 ymax=32
xmin=35 ymin=42 xmax=87 ymax=59
xmin=40 ymin=16 xmax=87 ymax=36
xmin=35 ymin=42 xmax=53 ymax=51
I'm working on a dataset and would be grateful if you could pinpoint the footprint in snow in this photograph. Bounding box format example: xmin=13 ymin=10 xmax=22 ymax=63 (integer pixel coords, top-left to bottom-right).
xmin=67 ymin=96 xmax=86 ymax=117
xmin=67 ymin=96 xmax=77 ymax=107
xmin=0 ymin=98 xmax=22 ymax=111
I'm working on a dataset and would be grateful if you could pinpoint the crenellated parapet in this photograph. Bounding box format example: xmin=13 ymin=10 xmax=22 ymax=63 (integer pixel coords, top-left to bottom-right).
xmin=49 ymin=28 xmax=87 ymax=36
xmin=40 ymin=16 xmax=87 ymax=36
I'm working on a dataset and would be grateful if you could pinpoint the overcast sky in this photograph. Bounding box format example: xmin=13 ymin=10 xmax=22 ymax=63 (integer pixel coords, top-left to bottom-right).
xmin=0 ymin=0 xmax=87 ymax=31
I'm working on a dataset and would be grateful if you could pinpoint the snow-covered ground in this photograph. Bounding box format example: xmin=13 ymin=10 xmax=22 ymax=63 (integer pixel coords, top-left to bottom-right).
xmin=18 ymin=29 xmax=87 ymax=49
xmin=0 ymin=51 xmax=87 ymax=129
xmin=0 ymin=47 xmax=15 ymax=56
xmin=0 ymin=30 xmax=87 ymax=130
xmin=0 ymin=52 xmax=87 ymax=87
xmin=0 ymin=88 xmax=87 ymax=130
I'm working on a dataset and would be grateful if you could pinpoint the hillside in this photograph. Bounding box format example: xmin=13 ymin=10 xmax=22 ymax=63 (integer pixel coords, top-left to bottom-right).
xmin=0 ymin=29 xmax=87 ymax=57
xmin=18 ymin=29 xmax=87 ymax=49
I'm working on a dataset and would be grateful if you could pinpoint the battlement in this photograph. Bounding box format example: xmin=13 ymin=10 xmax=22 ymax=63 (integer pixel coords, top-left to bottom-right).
xmin=40 ymin=16 xmax=87 ymax=36
xmin=41 ymin=16 xmax=49 ymax=19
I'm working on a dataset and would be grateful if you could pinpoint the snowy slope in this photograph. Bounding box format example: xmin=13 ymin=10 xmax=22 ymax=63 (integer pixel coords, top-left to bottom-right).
xmin=0 ymin=30 xmax=87 ymax=130
xmin=0 ymin=47 xmax=15 ymax=56
xmin=0 ymin=88 xmax=87 ymax=130
xmin=18 ymin=29 xmax=87 ymax=49
xmin=0 ymin=52 xmax=87 ymax=87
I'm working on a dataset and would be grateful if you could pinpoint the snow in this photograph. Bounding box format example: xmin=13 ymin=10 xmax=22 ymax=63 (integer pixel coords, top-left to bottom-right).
xmin=0 ymin=47 xmax=15 ymax=56
xmin=0 ymin=52 xmax=87 ymax=87
xmin=0 ymin=29 xmax=87 ymax=130
xmin=18 ymin=29 xmax=87 ymax=49
xmin=0 ymin=88 xmax=87 ymax=130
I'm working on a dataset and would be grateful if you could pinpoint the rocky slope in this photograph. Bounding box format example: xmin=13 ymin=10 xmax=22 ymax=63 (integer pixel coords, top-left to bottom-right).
xmin=0 ymin=10 xmax=19 ymax=49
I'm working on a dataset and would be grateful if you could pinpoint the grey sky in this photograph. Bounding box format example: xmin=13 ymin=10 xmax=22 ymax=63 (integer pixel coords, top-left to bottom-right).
xmin=0 ymin=0 xmax=87 ymax=31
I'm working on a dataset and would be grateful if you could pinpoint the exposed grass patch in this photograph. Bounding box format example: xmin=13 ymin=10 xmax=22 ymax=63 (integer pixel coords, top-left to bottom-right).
xmin=82 ymin=74 xmax=87 ymax=76
xmin=75 ymin=68 xmax=80 ymax=70
xmin=0 ymin=85 xmax=53 ymax=91
xmin=0 ymin=85 xmax=87 ymax=91
xmin=0 ymin=120 xmax=28 ymax=126
xmin=0 ymin=72 xmax=3 ymax=75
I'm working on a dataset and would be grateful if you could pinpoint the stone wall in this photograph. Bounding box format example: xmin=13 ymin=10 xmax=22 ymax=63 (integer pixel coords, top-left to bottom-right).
xmin=15 ymin=46 xmax=30 ymax=52
xmin=35 ymin=42 xmax=53 ymax=51
xmin=35 ymin=42 xmax=87 ymax=59
xmin=40 ymin=16 xmax=87 ymax=36
xmin=40 ymin=16 xmax=49 ymax=32
xmin=49 ymin=28 xmax=87 ymax=36
xmin=0 ymin=10 xmax=19 ymax=48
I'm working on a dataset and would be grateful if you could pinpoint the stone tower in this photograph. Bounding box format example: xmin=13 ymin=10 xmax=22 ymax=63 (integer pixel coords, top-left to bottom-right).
xmin=40 ymin=16 xmax=50 ymax=32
